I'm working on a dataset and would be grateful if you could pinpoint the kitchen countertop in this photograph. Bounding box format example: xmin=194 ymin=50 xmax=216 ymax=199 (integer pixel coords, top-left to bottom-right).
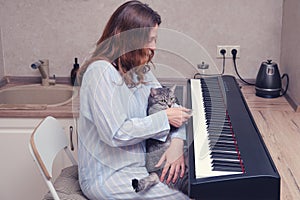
xmin=0 ymin=76 xmax=79 ymax=118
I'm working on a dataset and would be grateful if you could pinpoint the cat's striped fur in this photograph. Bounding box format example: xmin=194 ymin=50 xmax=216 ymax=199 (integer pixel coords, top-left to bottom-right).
xmin=132 ymin=85 xmax=188 ymax=195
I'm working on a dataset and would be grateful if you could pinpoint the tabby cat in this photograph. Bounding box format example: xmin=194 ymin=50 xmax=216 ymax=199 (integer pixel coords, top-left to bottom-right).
xmin=132 ymin=85 xmax=188 ymax=195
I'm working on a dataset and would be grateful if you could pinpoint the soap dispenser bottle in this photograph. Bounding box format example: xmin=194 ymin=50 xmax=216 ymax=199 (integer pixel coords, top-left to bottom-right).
xmin=71 ymin=57 xmax=79 ymax=86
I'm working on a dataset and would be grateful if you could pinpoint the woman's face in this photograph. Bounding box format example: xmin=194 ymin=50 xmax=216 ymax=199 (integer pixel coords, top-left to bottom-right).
xmin=141 ymin=24 xmax=158 ymax=65
xmin=145 ymin=24 xmax=158 ymax=51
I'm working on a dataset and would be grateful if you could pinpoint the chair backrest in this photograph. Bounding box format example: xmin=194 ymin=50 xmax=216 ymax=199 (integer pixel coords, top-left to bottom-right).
xmin=30 ymin=116 xmax=73 ymax=179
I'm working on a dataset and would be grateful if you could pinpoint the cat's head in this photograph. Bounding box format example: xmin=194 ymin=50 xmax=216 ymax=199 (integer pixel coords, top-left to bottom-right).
xmin=148 ymin=85 xmax=177 ymax=109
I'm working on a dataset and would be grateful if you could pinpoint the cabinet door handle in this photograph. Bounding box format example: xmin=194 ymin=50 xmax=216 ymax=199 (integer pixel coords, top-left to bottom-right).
xmin=69 ymin=126 xmax=74 ymax=151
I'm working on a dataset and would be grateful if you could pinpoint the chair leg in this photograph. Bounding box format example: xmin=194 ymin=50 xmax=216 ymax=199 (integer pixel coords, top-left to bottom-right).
xmin=46 ymin=180 xmax=60 ymax=200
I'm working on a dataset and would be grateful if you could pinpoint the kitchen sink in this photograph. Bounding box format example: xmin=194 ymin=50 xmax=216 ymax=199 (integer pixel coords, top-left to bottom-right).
xmin=0 ymin=84 xmax=78 ymax=109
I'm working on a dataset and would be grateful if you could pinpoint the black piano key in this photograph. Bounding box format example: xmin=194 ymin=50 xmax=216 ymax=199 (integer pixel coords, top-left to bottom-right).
xmin=210 ymin=145 xmax=237 ymax=152
xmin=207 ymin=113 xmax=228 ymax=117
xmin=211 ymin=149 xmax=239 ymax=155
xmin=209 ymin=138 xmax=235 ymax=144
xmin=209 ymin=141 xmax=237 ymax=148
xmin=209 ymin=135 xmax=234 ymax=141
xmin=205 ymin=111 xmax=227 ymax=116
xmin=208 ymin=125 xmax=232 ymax=131
xmin=211 ymin=148 xmax=239 ymax=156
xmin=209 ymin=130 xmax=232 ymax=134
xmin=212 ymin=151 xmax=239 ymax=157
xmin=206 ymin=117 xmax=229 ymax=122
xmin=204 ymin=98 xmax=223 ymax=102
xmin=211 ymin=152 xmax=240 ymax=160
xmin=211 ymin=151 xmax=240 ymax=157
xmin=210 ymin=142 xmax=236 ymax=148
xmin=208 ymin=127 xmax=232 ymax=132
xmin=211 ymin=148 xmax=239 ymax=154
xmin=208 ymin=133 xmax=233 ymax=138
xmin=206 ymin=120 xmax=228 ymax=125
xmin=207 ymin=133 xmax=235 ymax=138
xmin=203 ymin=101 xmax=224 ymax=105
xmin=212 ymin=159 xmax=242 ymax=167
xmin=209 ymin=141 xmax=238 ymax=150
xmin=211 ymin=150 xmax=239 ymax=155
xmin=204 ymin=99 xmax=223 ymax=104
xmin=209 ymin=131 xmax=231 ymax=136
xmin=208 ymin=122 xmax=231 ymax=127
xmin=208 ymin=129 xmax=232 ymax=133
xmin=204 ymin=100 xmax=224 ymax=104
xmin=211 ymin=145 xmax=237 ymax=152
xmin=212 ymin=130 xmax=234 ymax=136
xmin=210 ymin=141 xmax=235 ymax=147
xmin=208 ymin=132 xmax=233 ymax=138
xmin=213 ymin=165 xmax=243 ymax=172
xmin=208 ymin=126 xmax=232 ymax=130
xmin=208 ymin=132 xmax=233 ymax=137
xmin=212 ymin=157 xmax=241 ymax=163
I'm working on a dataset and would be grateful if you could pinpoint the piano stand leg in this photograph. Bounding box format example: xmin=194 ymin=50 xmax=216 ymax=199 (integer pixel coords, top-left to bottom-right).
xmin=132 ymin=172 xmax=160 ymax=193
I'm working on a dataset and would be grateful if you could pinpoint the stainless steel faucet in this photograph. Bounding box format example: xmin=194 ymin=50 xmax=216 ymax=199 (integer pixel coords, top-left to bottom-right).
xmin=31 ymin=59 xmax=56 ymax=86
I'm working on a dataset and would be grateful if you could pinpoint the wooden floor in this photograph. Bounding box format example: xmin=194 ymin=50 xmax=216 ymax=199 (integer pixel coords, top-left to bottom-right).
xmin=240 ymin=84 xmax=300 ymax=200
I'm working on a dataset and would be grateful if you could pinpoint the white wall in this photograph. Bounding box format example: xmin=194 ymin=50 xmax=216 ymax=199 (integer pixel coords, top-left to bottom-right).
xmin=0 ymin=0 xmax=283 ymax=80
xmin=281 ymin=0 xmax=300 ymax=109
xmin=0 ymin=26 xmax=4 ymax=78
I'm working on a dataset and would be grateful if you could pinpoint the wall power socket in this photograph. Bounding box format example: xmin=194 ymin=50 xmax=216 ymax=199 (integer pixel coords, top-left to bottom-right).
xmin=217 ymin=45 xmax=240 ymax=58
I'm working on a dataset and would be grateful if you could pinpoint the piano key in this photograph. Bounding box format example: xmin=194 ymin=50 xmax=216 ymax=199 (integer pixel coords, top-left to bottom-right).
xmin=208 ymin=131 xmax=233 ymax=136
xmin=209 ymin=136 xmax=235 ymax=142
xmin=213 ymin=165 xmax=243 ymax=172
xmin=210 ymin=145 xmax=237 ymax=152
xmin=209 ymin=142 xmax=238 ymax=151
xmin=209 ymin=143 xmax=237 ymax=151
xmin=208 ymin=122 xmax=227 ymax=127
xmin=206 ymin=114 xmax=227 ymax=118
xmin=209 ymin=126 xmax=231 ymax=131
xmin=211 ymin=151 xmax=240 ymax=157
xmin=209 ymin=137 xmax=235 ymax=143
xmin=211 ymin=152 xmax=240 ymax=159
xmin=208 ymin=131 xmax=233 ymax=137
xmin=213 ymin=156 xmax=243 ymax=165
xmin=212 ymin=161 xmax=243 ymax=170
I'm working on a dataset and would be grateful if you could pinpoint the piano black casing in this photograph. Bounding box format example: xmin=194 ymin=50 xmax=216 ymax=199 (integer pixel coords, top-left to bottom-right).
xmin=187 ymin=75 xmax=280 ymax=200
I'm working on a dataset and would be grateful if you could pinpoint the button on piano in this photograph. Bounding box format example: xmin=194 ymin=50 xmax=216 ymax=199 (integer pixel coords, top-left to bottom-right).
xmin=187 ymin=75 xmax=280 ymax=200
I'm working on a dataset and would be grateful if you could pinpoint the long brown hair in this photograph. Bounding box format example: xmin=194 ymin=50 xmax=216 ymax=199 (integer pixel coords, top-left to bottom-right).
xmin=78 ymin=1 xmax=161 ymax=87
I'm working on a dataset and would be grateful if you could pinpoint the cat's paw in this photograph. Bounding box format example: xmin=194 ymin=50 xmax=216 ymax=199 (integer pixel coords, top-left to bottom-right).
xmin=132 ymin=178 xmax=146 ymax=193
xmin=132 ymin=173 xmax=160 ymax=193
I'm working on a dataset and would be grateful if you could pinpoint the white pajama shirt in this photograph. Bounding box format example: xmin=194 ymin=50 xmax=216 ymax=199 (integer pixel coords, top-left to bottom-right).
xmin=78 ymin=60 xmax=189 ymax=199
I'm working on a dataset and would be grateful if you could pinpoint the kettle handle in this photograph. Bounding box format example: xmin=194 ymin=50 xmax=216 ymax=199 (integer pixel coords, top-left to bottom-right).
xmin=280 ymin=73 xmax=289 ymax=96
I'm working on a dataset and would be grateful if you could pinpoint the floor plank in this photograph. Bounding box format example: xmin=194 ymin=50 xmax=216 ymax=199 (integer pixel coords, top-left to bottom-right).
xmin=240 ymin=84 xmax=300 ymax=200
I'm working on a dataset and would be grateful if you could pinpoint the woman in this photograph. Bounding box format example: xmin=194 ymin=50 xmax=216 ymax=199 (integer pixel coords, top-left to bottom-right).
xmin=77 ymin=1 xmax=191 ymax=199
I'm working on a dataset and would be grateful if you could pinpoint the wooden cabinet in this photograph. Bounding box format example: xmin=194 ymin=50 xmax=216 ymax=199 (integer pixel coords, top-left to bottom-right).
xmin=0 ymin=117 xmax=78 ymax=200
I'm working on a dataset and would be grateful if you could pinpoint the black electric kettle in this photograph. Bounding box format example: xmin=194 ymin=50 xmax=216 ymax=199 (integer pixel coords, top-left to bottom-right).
xmin=255 ymin=60 xmax=289 ymax=98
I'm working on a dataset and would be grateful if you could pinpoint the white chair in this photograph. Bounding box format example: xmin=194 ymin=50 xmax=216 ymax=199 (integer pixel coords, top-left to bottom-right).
xmin=29 ymin=116 xmax=87 ymax=200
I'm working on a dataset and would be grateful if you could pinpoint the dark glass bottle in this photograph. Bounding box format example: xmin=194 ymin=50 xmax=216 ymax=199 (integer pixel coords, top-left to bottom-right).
xmin=71 ymin=57 xmax=79 ymax=86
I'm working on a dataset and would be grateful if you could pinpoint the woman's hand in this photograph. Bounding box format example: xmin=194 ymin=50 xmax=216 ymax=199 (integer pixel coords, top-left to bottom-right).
xmin=165 ymin=107 xmax=191 ymax=128
xmin=155 ymin=138 xmax=185 ymax=184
